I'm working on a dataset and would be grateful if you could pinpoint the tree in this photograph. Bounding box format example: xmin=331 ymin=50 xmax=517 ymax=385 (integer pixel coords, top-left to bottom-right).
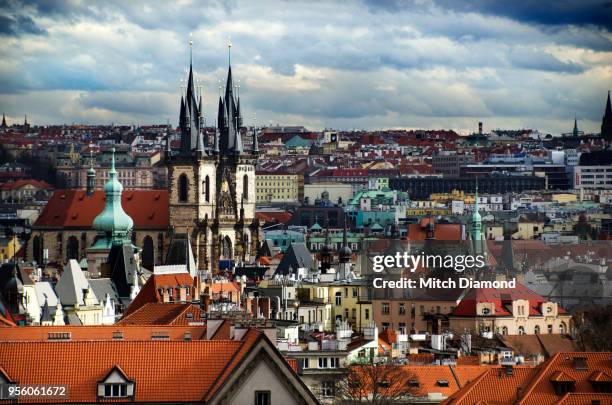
xmin=334 ymin=361 xmax=419 ymax=404
xmin=574 ymin=305 xmax=612 ymax=351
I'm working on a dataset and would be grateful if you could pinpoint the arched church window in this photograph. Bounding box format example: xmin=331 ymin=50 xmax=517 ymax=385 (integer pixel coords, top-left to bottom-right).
xmin=142 ymin=235 xmax=154 ymax=270
xmin=204 ymin=175 xmax=210 ymax=202
xmin=178 ymin=174 xmax=188 ymax=202
xmin=243 ymin=174 xmax=248 ymax=201
xmin=66 ymin=236 xmax=79 ymax=261
xmin=32 ymin=235 xmax=41 ymax=264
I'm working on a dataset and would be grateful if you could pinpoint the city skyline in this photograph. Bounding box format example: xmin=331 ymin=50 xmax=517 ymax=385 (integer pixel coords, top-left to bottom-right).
xmin=0 ymin=0 xmax=611 ymax=134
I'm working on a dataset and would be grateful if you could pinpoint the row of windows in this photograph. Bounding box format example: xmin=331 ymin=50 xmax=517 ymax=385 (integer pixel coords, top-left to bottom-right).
xmin=300 ymin=357 xmax=341 ymax=369
xmin=177 ymin=174 xmax=249 ymax=203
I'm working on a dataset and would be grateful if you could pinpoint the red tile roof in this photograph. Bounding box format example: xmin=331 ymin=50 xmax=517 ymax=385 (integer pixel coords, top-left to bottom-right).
xmin=124 ymin=273 xmax=198 ymax=316
xmin=0 ymin=334 xmax=263 ymax=403
xmin=407 ymin=222 xmax=462 ymax=241
xmin=442 ymin=352 xmax=612 ymax=405
xmin=450 ymin=283 xmax=567 ymax=317
xmin=0 ymin=325 xmax=207 ymax=341
xmin=256 ymin=211 xmax=293 ymax=224
xmin=117 ymin=303 xmax=205 ymax=326
xmin=0 ymin=179 xmax=53 ymax=190
xmin=33 ymin=189 xmax=168 ymax=229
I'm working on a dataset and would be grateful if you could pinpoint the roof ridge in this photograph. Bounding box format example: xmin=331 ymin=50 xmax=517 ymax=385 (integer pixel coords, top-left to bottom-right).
xmin=203 ymin=329 xmax=263 ymax=401
xmin=444 ymin=365 xmax=493 ymax=403
xmin=448 ymin=364 xmax=461 ymax=388
xmin=516 ymin=351 xmax=562 ymax=404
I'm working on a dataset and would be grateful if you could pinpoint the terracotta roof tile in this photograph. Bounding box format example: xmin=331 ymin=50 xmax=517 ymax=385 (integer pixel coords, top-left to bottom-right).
xmin=0 ymin=325 xmax=207 ymax=341
xmin=117 ymin=303 xmax=205 ymax=326
xmin=34 ymin=189 xmax=168 ymax=229
xmin=443 ymin=352 xmax=612 ymax=405
xmin=124 ymin=273 xmax=198 ymax=316
xmin=0 ymin=338 xmax=257 ymax=403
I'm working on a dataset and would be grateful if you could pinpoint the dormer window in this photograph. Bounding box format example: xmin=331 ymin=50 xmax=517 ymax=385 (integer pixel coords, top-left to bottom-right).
xmin=104 ymin=384 xmax=127 ymax=398
xmin=98 ymin=366 xmax=134 ymax=399
xmin=482 ymin=307 xmax=490 ymax=315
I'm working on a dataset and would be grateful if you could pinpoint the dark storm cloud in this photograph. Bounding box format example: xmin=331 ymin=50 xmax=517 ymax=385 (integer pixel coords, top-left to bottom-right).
xmin=436 ymin=0 xmax=612 ymax=30
xmin=0 ymin=13 xmax=46 ymax=36
xmin=0 ymin=0 xmax=610 ymax=133
xmin=366 ymin=0 xmax=612 ymax=30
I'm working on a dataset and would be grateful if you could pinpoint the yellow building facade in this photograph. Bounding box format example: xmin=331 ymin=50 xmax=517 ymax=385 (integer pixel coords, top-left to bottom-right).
xmin=256 ymin=172 xmax=304 ymax=203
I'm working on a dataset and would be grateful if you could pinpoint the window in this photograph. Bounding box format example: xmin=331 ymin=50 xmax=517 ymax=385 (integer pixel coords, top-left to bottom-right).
xmin=399 ymin=303 xmax=406 ymax=315
xmin=365 ymin=308 xmax=369 ymax=320
xmin=103 ymin=384 xmax=128 ymax=398
xmin=318 ymin=357 xmax=328 ymax=368
xmin=243 ymin=174 xmax=249 ymax=201
xmin=534 ymin=325 xmax=540 ymax=334
xmin=330 ymin=357 xmax=340 ymax=368
xmin=547 ymin=324 xmax=553 ymax=334
xmin=204 ymin=175 xmax=210 ymax=202
xmin=382 ymin=303 xmax=390 ymax=315
xmin=518 ymin=326 xmax=525 ymax=335
xmin=178 ymin=174 xmax=188 ymax=202
xmin=352 ymin=288 xmax=358 ymax=297
xmin=300 ymin=358 xmax=310 ymax=369
xmin=254 ymin=391 xmax=271 ymax=405
xmin=502 ymin=326 xmax=508 ymax=335
xmin=335 ymin=292 xmax=342 ymax=306
xmin=321 ymin=381 xmax=335 ymax=397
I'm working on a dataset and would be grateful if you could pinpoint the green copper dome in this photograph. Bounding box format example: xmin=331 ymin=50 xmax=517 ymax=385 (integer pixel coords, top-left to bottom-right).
xmin=92 ymin=147 xmax=133 ymax=245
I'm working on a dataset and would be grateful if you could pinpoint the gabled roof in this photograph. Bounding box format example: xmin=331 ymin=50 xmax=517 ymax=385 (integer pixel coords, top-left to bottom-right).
xmin=0 ymin=332 xmax=272 ymax=403
xmin=275 ymin=242 xmax=313 ymax=276
xmin=55 ymin=260 xmax=98 ymax=307
xmin=33 ymin=189 xmax=168 ymax=229
xmin=450 ymin=283 xmax=566 ymax=317
xmin=442 ymin=352 xmax=612 ymax=405
xmin=123 ymin=271 xmax=197 ymax=316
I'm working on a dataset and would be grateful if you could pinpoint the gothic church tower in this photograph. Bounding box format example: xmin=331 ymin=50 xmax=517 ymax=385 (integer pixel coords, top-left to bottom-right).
xmin=166 ymin=42 xmax=260 ymax=274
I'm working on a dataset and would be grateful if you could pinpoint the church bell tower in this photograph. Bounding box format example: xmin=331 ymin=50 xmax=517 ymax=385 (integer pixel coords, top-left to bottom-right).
xmin=166 ymin=38 xmax=260 ymax=274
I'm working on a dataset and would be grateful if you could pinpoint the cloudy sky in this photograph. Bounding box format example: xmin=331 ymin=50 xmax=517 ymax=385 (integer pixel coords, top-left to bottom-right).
xmin=1 ymin=0 xmax=611 ymax=134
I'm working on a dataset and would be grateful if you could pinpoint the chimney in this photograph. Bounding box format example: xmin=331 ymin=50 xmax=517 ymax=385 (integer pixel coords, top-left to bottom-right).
xmin=259 ymin=297 xmax=271 ymax=319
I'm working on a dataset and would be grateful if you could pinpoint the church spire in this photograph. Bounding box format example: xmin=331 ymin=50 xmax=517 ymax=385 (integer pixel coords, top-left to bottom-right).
xmin=217 ymin=39 xmax=244 ymax=155
xmin=602 ymin=90 xmax=612 ymax=144
xmin=1 ymin=113 xmax=6 ymax=128
xmin=573 ymin=117 xmax=579 ymax=137
xmin=86 ymin=147 xmax=96 ymax=196
xmin=339 ymin=214 xmax=352 ymax=263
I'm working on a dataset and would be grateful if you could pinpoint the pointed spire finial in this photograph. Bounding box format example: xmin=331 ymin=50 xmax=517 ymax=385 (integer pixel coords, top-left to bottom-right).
xmin=110 ymin=147 xmax=116 ymax=173
xmin=189 ymin=33 xmax=193 ymax=65
xmin=227 ymin=35 xmax=232 ymax=66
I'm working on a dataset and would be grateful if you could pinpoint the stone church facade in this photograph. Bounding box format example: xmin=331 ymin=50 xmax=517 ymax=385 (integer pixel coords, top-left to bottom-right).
xmin=165 ymin=50 xmax=260 ymax=273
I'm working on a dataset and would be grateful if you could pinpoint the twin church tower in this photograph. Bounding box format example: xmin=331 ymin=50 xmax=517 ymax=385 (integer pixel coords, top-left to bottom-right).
xmin=165 ymin=42 xmax=260 ymax=273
